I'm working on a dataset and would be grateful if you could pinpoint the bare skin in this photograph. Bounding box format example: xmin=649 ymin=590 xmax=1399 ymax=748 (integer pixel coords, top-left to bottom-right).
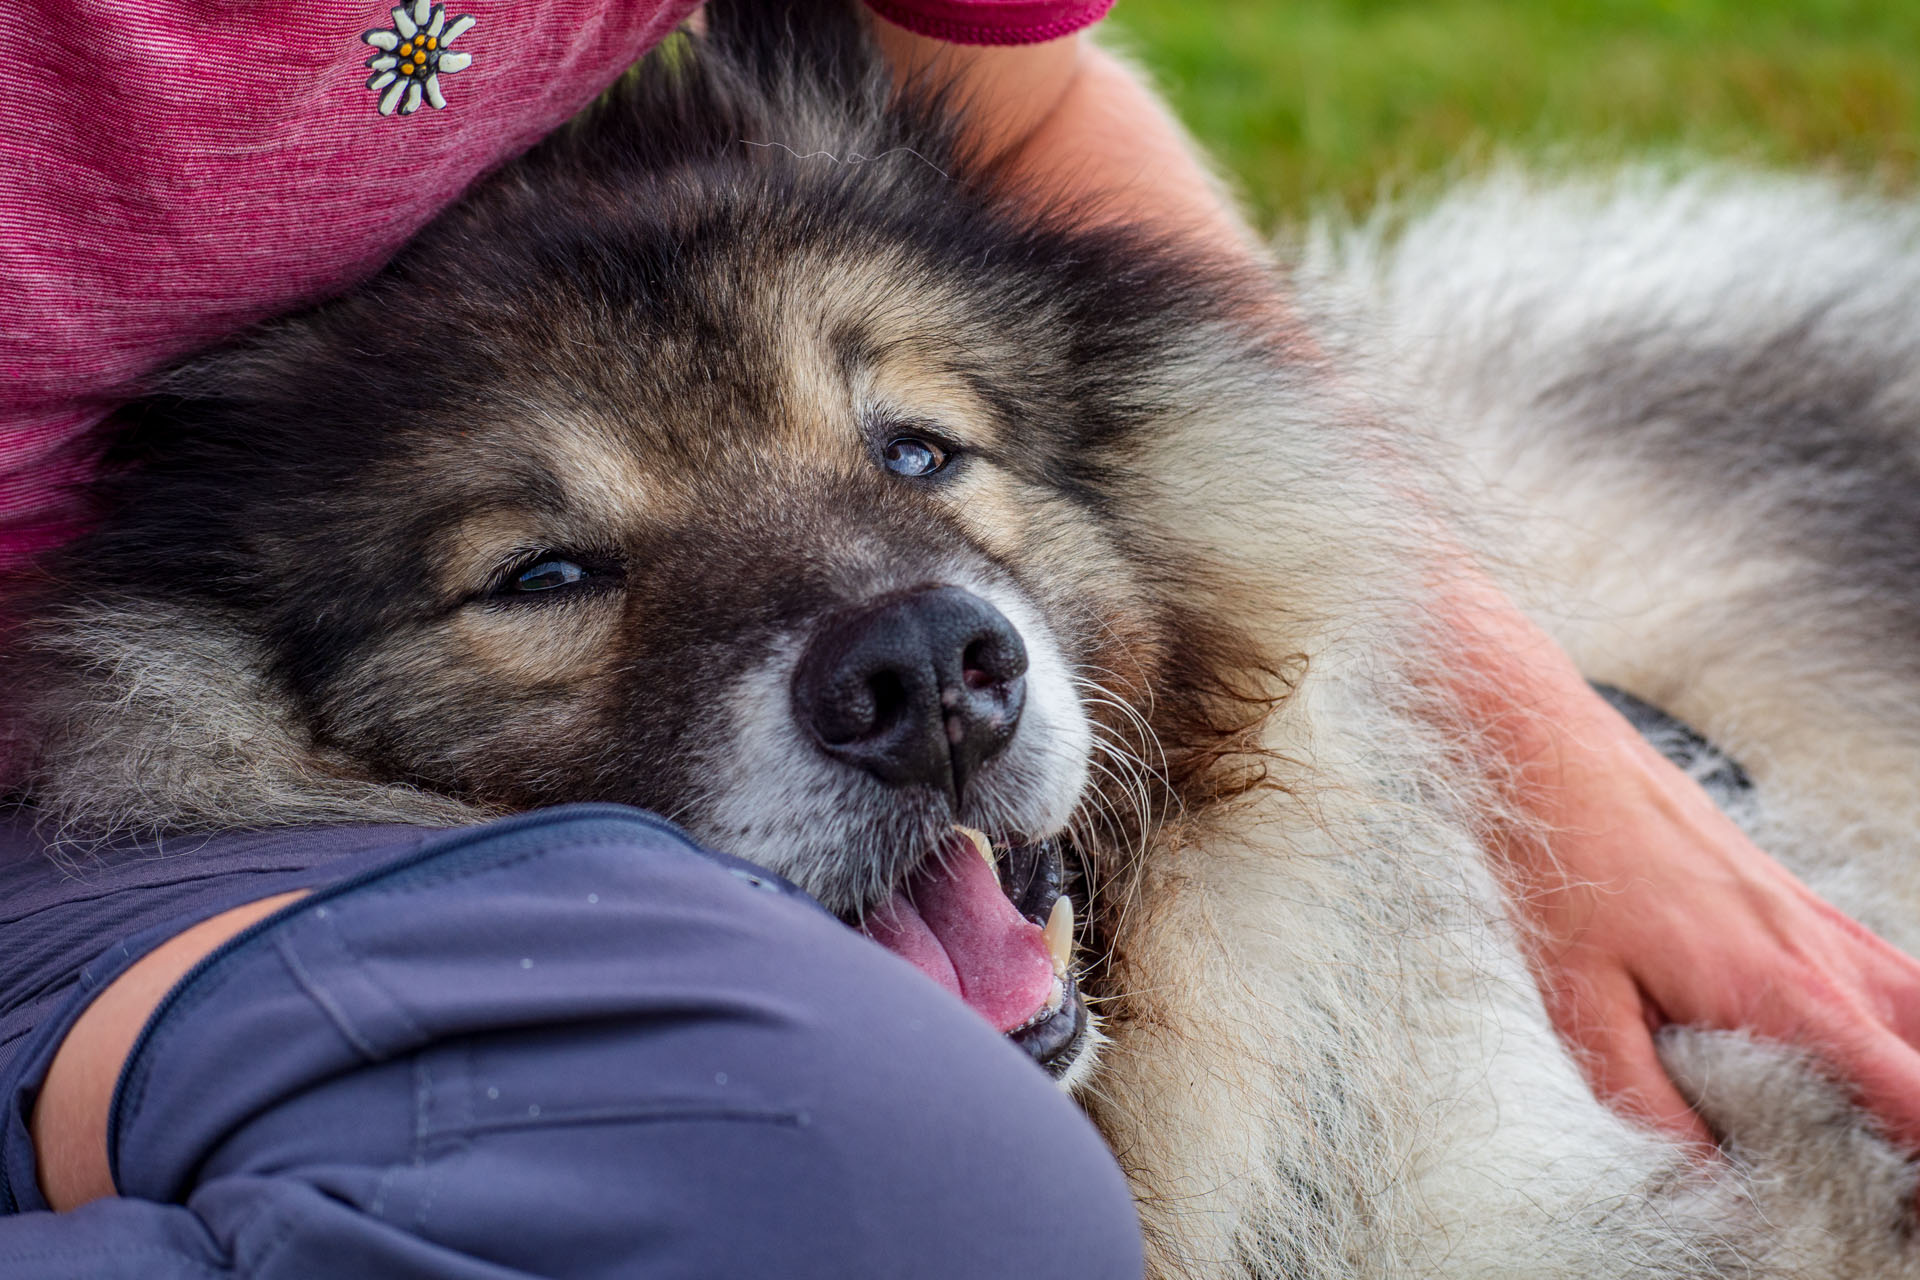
xmin=31 ymin=891 xmax=307 ymax=1210
xmin=888 ymin=22 xmax=1920 ymax=1155
xmin=913 ymin=17 xmax=1920 ymax=1159
xmin=871 ymin=20 xmax=1260 ymax=251
xmin=32 ymin=12 xmax=1920 ymax=1222
xmin=1445 ymin=574 xmax=1920 ymax=1152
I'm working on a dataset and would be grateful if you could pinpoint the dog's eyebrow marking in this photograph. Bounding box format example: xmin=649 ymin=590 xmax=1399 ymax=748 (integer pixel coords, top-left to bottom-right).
xmin=738 ymin=139 xmax=950 ymax=179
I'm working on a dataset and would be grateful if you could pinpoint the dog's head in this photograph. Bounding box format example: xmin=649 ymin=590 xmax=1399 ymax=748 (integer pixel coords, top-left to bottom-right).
xmin=8 ymin=1 xmax=1305 ymax=1078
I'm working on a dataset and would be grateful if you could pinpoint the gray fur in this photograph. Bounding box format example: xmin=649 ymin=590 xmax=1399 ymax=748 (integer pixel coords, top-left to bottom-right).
xmin=3 ymin=599 xmax=484 ymax=850
xmin=4 ymin=24 xmax=1920 ymax=1277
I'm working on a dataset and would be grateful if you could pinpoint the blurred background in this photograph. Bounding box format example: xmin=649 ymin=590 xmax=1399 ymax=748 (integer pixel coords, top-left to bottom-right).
xmin=1106 ymin=0 xmax=1920 ymax=227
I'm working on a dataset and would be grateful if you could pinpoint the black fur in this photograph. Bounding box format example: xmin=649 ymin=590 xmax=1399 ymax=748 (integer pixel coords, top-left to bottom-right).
xmin=2 ymin=0 xmax=1284 ymax=917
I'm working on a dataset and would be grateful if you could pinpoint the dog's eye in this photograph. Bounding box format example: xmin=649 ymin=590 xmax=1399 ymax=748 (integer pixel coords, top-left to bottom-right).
xmin=511 ymin=559 xmax=587 ymax=592
xmin=479 ymin=549 xmax=624 ymax=607
xmin=882 ymin=436 xmax=949 ymax=478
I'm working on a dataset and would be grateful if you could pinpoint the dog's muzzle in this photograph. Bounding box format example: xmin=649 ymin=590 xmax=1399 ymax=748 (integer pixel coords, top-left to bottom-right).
xmin=790 ymin=586 xmax=1089 ymax=1076
xmin=792 ymin=585 xmax=1026 ymax=805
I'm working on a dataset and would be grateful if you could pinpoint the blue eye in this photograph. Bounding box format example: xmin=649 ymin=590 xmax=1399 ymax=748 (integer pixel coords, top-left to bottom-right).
xmin=481 ymin=551 xmax=623 ymax=607
xmin=511 ymin=559 xmax=587 ymax=592
xmin=882 ymin=436 xmax=949 ymax=478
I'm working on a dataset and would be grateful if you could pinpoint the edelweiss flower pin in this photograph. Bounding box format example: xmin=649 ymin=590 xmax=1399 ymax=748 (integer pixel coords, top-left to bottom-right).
xmin=363 ymin=1 xmax=475 ymax=117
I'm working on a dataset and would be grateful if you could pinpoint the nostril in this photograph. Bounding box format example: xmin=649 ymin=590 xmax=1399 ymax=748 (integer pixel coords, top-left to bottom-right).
xmin=792 ymin=585 xmax=1030 ymax=798
xmin=961 ymin=634 xmax=1025 ymax=689
xmin=808 ymin=668 xmax=905 ymax=746
xmin=961 ymin=640 xmax=995 ymax=691
xmin=867 ymin=670 xmax=909 ymax=735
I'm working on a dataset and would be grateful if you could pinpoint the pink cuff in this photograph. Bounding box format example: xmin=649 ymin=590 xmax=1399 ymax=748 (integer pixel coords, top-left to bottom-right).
xmin=863 ymin=0 xmax=1113 ymax=46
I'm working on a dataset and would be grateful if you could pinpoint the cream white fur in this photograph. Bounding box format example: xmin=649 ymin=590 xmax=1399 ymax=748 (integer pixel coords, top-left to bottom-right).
xmin=1084 ymin=171 xmax=1920 ymax=1277
xmin=11 ymin=171 xmax=1920 ymax=1278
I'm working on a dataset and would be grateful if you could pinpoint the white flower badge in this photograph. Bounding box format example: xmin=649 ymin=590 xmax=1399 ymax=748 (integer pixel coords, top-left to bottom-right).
xmin=363 ymin=2 xmax=475 ymax=117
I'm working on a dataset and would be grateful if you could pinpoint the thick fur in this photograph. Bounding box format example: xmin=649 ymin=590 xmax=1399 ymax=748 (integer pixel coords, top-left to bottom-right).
xmin=6 ymin=3 xmax=1920 ymax=1274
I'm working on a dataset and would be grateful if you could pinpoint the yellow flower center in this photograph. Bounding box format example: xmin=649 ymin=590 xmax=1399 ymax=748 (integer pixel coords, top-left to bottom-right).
xmin=400 ymin=40 xmax=414 ymax=56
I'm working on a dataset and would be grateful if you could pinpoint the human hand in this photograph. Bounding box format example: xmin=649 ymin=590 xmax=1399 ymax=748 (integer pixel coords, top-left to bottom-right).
xmin=1491 ymin=668 xmax=1920 ymax=1155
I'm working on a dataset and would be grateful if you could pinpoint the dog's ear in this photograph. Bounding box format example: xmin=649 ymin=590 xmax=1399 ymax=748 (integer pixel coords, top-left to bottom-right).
xmin=704 ymin=0 xmax=984 ymax=201
xmin=701 ymin=0 xmax=878 ymax=100
xmin=524 ymin=0 xmax=956 ymax=196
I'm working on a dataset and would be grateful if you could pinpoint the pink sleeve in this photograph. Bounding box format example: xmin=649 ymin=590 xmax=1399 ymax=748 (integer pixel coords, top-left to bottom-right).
xmin=863 ymin=0 xmax=1114 ymax=47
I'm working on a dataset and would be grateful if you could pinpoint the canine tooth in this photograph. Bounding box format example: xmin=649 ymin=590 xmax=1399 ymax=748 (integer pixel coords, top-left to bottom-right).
xmin=954 ymin=825 xmax=994 ymax=867
xmin=1044 ymin=894 xmax=1074 ymax=976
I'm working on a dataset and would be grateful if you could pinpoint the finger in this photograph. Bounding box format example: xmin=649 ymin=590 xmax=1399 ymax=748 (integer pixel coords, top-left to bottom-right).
xmin=1547 ymin=969 xmax=1716 ymax=1151
xmin=1578 ymin=1013 xmax=1717 ymax=1151
xmin=1861 ymin=944 xmax=1920 ymax=1049
xmin=1814 ymin=1024 xmax=1920 ymax=1156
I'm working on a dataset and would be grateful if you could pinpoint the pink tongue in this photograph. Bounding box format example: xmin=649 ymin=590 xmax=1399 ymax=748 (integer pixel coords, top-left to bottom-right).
xmin=860 ymin=835 xmax=1057 ymax=1033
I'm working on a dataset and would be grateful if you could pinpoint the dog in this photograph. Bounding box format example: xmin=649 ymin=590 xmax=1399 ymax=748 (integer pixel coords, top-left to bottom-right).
xmin=7 ymin=1 xmax=1920 ymax=1274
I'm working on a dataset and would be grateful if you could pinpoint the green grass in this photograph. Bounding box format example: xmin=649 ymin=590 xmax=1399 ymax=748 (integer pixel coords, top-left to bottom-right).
xmin=1105 ymin=0 xmax=1920 ymax=227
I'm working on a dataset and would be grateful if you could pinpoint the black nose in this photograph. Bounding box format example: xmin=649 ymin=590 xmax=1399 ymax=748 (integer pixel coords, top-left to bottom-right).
xmin=792 ymin=586 xmax=1028 ymax=802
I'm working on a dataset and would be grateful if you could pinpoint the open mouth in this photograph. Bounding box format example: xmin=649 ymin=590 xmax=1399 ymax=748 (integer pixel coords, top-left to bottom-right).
xmin=856 ymin=827 xmax=1089 ymax=1076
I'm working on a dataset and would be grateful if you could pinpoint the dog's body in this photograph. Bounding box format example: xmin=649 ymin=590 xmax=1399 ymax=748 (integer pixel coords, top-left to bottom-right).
xmin=7 ymin=3 xmax=1920 ymax=1274
xmin=1099 ymin=174 xmax=1920 ymax=1276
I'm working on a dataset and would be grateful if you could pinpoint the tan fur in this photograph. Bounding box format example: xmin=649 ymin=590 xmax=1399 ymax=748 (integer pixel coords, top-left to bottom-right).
xmin=4 ymin=603 xmax=485 ymax=850
xmin=8 ymin=77 xmax=1920 ymax=1275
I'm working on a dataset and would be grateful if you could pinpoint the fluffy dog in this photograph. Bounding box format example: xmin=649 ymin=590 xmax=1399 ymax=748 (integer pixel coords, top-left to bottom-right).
xmin=7 ymin=1 xmax=1920 ymax=1274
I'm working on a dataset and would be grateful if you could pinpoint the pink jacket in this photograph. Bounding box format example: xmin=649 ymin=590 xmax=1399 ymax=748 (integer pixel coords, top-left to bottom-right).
xmin=0 ymin=0 xmax=1110 ymax=571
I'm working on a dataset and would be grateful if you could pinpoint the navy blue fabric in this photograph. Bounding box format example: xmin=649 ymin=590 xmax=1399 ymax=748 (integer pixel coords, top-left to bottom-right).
xmin=0 ymin=807 xmax=1145 ymax=1277
xmin=0 ymin=820 xmax=442 ymax=1083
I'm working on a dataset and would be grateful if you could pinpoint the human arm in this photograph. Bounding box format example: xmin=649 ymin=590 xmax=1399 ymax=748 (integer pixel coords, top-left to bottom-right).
xmin=869 ymin=17 xmax=1261 ymax=257
xmin=890 ymin=13 xmax=1920 ymax=1152
xmin=14 ymin=815 xmax=1143 ymax=1277
xmin=29 ymin=893 xmax=309 ymax=1212
xmin=1444 ymin=571 xmax=1920 ymax=1151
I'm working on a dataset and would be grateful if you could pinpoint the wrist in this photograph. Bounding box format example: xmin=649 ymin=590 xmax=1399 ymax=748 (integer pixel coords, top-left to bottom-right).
xmin=871 ymin=16 xmax=1259 ymax=259
xmin=998 ymin=44 xmax=1260 ymax=253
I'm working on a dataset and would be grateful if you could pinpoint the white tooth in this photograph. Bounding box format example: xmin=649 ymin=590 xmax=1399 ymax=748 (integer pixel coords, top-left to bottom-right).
xmin=954 ymin=825 xmax=994 ymax=868
xmin=1044 ymin=895 xmax=1074 ymax=977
